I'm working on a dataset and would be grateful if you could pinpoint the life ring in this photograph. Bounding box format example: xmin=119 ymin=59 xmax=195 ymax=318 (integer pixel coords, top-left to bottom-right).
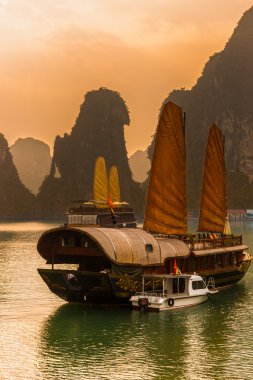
xmin=168 ymin=298 xmax=174 ymax=307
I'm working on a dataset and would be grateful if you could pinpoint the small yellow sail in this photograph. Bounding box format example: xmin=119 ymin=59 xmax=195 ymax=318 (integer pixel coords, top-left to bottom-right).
xmin=93 ymin=157 xmax=108 ymax=207
xmin=223 ymin=216 xmax=231 ymax=235
xmin=198 ymin=124 xmax=227 ymax=232
xmin=109 ymin=166 xmax=121 ymax=202
xmin=143 ymin=101 xmax=187 ymax=235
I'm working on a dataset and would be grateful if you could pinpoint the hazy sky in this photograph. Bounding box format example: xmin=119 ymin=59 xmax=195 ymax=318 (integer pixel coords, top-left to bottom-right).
xmin=0 ymin=0 xmax=252 ymax=155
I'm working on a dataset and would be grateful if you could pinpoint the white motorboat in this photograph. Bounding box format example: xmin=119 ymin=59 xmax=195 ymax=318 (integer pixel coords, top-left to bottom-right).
xmin=130 ymin=274 xmax=217 ymax=311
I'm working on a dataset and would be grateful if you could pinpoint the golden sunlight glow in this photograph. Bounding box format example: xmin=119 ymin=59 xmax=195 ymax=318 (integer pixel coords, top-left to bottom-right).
xmin=0 ymin=0 xmax=252 ymax=154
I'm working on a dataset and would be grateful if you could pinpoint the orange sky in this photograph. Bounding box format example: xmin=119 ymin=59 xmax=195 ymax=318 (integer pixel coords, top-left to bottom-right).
xmin=0 ymin=0 xmax=252 ymax=156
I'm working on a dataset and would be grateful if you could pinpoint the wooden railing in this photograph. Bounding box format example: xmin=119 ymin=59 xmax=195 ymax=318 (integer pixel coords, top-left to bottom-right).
xmin=183 ymin=235 xmax=242 ymax=251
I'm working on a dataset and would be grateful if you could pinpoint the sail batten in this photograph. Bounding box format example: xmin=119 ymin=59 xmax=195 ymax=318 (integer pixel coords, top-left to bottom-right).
xmin=143 ymin=101 xmax=187 ymax=235
xmin=198 ymin=124 xmax=227 ymax=232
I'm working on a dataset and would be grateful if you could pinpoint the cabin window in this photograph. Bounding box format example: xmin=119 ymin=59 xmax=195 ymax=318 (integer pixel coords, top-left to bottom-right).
xmin=81 ymin=237 xmax=89 ymax=247
xmin=62 ymin=235 xmax=83 ymax=247
xmin=192 ymin=280 xmax=205 ymax=290
xmin=145 ymin=244 xmax=153 ymax=253
xmin=201 ymin=256 xmax=208 ymax=270
xmin=75 ymin=237 xmax=82 ymax=247
xmin=225 ymin=254 xmax=231 ymax=267
xmin=231 ymin=252 xmax=238 ymax=266
xmin=173 ymin=278 xmax=185 ymax=293
xmin=181 ymin=258 xmax=187 ymax=273
xmin=165 ymin=259 xmax=172 ymax=274
xmin=67 ymin=215 xmax=83 ymax=225
xmin=188 ymin=257 xmax=196 ymax=272
xmin=62 ymin=236 xmax=75 ymax=247
xmin=209 ymin=255 xmax=215 ymax=269
xmin=215 ymin=255 xmax=222 ymax=269
xmin=196 ymin=257 xmax=201 ymax=271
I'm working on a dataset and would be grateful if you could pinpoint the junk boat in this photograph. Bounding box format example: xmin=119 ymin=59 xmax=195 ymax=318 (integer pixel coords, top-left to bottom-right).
xmin=37 ymin=101 xmax=251 ymax=304
xmin=130 ymin=273 xmax=217 ymax=311
xmin=66 ymin=158 xmax=136 ymax=229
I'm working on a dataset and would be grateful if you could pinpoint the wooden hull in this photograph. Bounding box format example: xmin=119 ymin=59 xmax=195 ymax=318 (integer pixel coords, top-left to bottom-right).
xmin=38 ymin=269 xmax=130 ymax=304
xmin=199 ymin=259 xmax=251 ymax=288
xmin=38 ymin=259 xmax=251 ymax=304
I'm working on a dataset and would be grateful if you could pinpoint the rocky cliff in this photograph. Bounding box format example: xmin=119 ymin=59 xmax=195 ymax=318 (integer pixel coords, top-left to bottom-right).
xmin=0 ymin=133 xmax=36 ymax=218
xmin=163 ymin=6 xmax=253 ymax=209
xmin=38 ymin=88 xmax=145 ymax=218
xmin=10 ymin=138 xmax=51 ymax=194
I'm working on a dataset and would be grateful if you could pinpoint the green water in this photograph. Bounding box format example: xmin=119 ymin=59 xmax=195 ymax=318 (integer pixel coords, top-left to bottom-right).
xmin=1 ymin=221 xmax=253 ymax=379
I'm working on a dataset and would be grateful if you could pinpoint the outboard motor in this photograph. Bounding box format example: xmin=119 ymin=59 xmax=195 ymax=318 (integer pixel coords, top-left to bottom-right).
xmin=138 ymin=297 xmax=149 ymax=312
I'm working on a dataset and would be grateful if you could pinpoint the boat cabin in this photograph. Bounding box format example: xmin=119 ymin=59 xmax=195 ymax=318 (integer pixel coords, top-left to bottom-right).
xmin=66 ymin=202 xmax=137 ymax=228
xmin=130 ymin=274 xmax=212 ymax=311
xmin=140 ymin=274 xmax=207 ymax=297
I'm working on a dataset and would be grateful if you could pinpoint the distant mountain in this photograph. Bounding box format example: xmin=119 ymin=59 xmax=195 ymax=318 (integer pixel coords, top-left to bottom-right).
xmin=10 ymin=138 xmax=51 ymax=194
xmin=0 ymin=133 xmax=36 ymax=218
xmin=37 ymin=88 xmax=145 ymax=218
xmin=129 ymin=149 xmax=150 ymax=183
xmin=161 ymin=6 xmax=253 ymax=210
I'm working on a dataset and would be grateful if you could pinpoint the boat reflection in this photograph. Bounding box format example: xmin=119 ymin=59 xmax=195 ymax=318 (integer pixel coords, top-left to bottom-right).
xmin=37 ymin=282 xmax=253 ymax=380
xmin=181 ymin=283 xmax=252 ymax=379
xmin=38 ymin=304 xmax=160 ymax=379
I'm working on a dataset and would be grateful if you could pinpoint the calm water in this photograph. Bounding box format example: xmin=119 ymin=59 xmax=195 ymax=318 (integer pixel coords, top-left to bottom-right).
xmin=1 ymin=221 xmax=253 ymax=380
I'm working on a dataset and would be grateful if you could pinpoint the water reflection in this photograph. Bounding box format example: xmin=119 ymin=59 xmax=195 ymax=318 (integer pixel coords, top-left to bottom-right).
xmin=39 ymin=305 xmax=158 ymax=380
xmin=1 ymin=222 xmax=253 ymax=380
xmin=38 ymin=281 xmax=253 ymax=380
xmin=182 ymin=284 xmax=253 ymax=379
xmin=0 ymin=220 xmax=63 ymax=232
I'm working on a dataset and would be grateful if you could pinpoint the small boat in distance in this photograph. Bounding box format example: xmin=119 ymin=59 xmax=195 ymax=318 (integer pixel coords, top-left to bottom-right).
xmin=130 ymin=273 xmax=217 ymax=312
xmin=66 ymin=157 xmax=136 ymax=228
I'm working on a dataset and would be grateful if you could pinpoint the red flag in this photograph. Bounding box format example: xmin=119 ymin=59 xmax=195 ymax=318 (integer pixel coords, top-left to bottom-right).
xmin=173 ymin=258 xmax=179 ymax=275
xmin=108 ymin=197 xmax=114 ymax=208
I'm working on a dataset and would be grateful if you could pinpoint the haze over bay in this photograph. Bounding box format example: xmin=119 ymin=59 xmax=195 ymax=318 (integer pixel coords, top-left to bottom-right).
xmin=0 ymin=0 xmax=252 ymax=155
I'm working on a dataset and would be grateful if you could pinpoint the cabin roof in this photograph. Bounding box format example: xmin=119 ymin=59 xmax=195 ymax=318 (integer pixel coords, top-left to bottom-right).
xmin=76 ymin=227 xmax=190 ymax=265
xmin=38 ymin=226 xmax=190 ymax=265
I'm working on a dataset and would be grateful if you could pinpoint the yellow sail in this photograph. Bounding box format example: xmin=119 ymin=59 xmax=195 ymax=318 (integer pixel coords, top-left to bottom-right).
xmin=198 ymin=124 xmax=227 ymax=232
xmin=109 ymin=166 xmax=121 ymax=202
xmin=93 ymin=157 xmax=108 ymax=207
xmin=143 ymin=101 xmax=187 ymax=235
xmin=223 ymin=216 xmax=231 ymax=235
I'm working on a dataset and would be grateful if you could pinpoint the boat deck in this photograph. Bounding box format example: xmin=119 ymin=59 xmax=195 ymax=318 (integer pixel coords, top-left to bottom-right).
xmin=136 ymin=291 xmax=190 ymax=300
xmin=182 ymin=235 xmax=242 ymax=251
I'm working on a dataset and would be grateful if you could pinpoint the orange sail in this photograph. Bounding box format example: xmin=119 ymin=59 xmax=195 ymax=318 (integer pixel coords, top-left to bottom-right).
xmin=198 ymin=124 xmax=227 ymax=232
xmin=143 ymin=101 xmax=187 ymax=235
